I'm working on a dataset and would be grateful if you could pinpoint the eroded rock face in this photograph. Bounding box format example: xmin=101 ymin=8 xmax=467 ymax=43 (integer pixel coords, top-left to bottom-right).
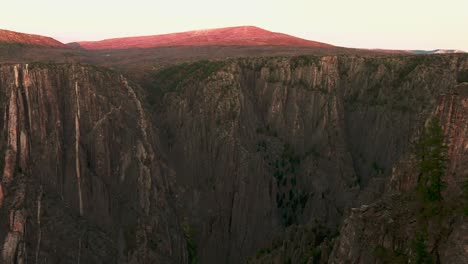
xmin=0 ymin=64 xmax=187 ymax=264
xmin=439 ymin=218 xmax=468 ymax=263
xmin=435 ymin=83 xmax=468 ymax=192
xmin=1 ymin=53 xmax=466 ymax=264
xmin=151 ymin=57 xmax=360 ymax=264
xmin=329 ymin=78 xmax=468 ymax=263
xmin=144 ymin=54 xmax=468 ymax=263
xmin=328 ymin=196 xmax=468 ymax=264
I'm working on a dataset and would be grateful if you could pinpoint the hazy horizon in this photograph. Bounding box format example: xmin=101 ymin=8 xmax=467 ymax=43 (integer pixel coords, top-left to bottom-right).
xmin=1 ymin=0 xmax=467 ymax=51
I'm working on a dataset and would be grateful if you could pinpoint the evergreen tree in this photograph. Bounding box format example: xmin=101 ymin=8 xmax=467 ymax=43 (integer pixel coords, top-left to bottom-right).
xmin=412 ymin=230 xmax=433 ymax=264
xmin=417 ymin=117 xmax=447 ymax=202
xmin=463 ymin=176 xmax=468 ymax=215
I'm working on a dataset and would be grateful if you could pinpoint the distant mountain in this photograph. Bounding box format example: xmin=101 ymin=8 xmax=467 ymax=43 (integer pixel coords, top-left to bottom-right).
xmin=0 ymin=29 xmax=66 ymax=48
xmin=71 ymin=26 xmax=334 ymax=50
xmin=411 ymin=49 xmax=465 ymax=54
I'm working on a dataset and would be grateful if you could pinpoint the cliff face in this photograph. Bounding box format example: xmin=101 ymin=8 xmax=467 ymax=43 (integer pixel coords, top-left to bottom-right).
xmin=0 ymin=64 xmax=187 ymax=264
xmin=0 ymin=52 xmax=466 ymax=264
xmin=329 ymin=81 xmax=468 ymax=264
xmin=143 ymin=54 xmax=468 ymax=263
xmin=339 ymin=55 xmax=467 ymax=202
xmin=148 ymin=57 xmax=360 ymax=264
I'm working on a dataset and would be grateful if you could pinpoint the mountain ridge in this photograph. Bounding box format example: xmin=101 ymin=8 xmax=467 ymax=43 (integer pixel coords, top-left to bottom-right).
xmin=1 ymin=27 xmax=464 ymax=54
xmin=0 ymin=29 xmax=66 ymax=47
xmin=71 ymin=26 xmax=335 ymax=50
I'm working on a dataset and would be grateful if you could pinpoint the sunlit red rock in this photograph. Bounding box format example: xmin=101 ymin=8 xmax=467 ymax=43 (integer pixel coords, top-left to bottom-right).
xmin=75 ymin=26 xmax=334 ymax=50
xmin=0 ymin=29 xmax=66 ymax=47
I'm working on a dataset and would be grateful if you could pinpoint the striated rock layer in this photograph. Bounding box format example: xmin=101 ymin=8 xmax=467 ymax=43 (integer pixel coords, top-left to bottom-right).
xmin=329 ymin=82 xmax=468 ymax=264
xmin=142 ymin=54 xmax=468 ymax=263
xmin=0 ymin=64 xmax=187 ymax=264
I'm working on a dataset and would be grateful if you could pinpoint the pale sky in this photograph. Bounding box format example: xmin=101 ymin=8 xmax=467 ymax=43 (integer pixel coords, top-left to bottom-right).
xmin=1 ymin=0 xmax=467 ymax=51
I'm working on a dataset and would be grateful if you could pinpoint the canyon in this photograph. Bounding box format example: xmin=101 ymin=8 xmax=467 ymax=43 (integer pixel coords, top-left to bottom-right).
xmin=0 ymin=28 xmax=467 ymax=264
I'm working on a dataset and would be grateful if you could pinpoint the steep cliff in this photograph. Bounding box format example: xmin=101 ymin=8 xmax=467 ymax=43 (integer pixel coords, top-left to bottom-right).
xmin=329 ymin=81 xmax=468 ymax=264
xmin=143 ymin=57 xmax=360 ymax=263
xmin=0 ymin=63 xmax=187 ymax=264
xmin=0 ymin=50 xmax=465 ymax=264
xmin=141 ymin=54 xmax=468 ymax=263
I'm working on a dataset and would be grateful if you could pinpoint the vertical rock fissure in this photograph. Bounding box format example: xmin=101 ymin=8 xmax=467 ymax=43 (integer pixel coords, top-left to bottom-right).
xmin=13 ymin=65 xmax=19 ymax=89
xmin=1 ymin=65 xmax=25 ymax=264
xmin=121 ymin=77 xmax=155 ymax=214
xmin=77 ymin=235 xmax=82 ymax=264
xmin=23 ymin=64 xmax=33 ymax=132
xmin=75 ymin=81 xmax=83 ymax=216
xmin=0 ymin=64 xmax=189 ymax=263
xmin=3 ymin=71 xmax=18 ymax=185
xmin=35 ymin=185 xmax=43 ymax=264
xmin=18 ymin=65 xmax=31 ymax=172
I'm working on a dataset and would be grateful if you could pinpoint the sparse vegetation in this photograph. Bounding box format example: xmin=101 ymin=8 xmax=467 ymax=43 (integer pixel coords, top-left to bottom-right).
xmin=403 ymin=117 xmax=452 ymax=262
xmin=371 ymin=161 xmax=385 ymax=175
xmin=457 ymin=70 xmax=468 ymax=83
xmin=255 ymin=247 xmax=272 ymax=259
xmin=248 ymin=224 xmax=334 ymax=264
xmin=395 ymin=55 xmax=447 ymax=86
xmin=417 ymin=117 xmax=447 ymax=203
xmin=143 ymin=60 xmax=226 ymax=106
xmin=273 ymin=143 xmax=308 ymax=225
xmin=255 ymin=125 xmax=278 ymax=137
xmin=373 ymin=246 xmax=408 ymax=264
xmin=256 ymin=140 xmax=267 ymax=152
xmin=28 ymin=61 xmax=60 ymax=70
xmin=255 ymin=125 xmax=312 ymax=226
xmin=412 ymin=230 xmax=433 ymax=264
xmin=300 ymin=246 xmax=321 ymax=264
xmin=398 ymin=56 xmax=426 ymax=81
xmin=182 ymin=223 xmax=198 ymax=264
xmin=291 ymin=55 xmax=321 ymax=69
xmin=463 ymin=176 xmax=468 ymax=216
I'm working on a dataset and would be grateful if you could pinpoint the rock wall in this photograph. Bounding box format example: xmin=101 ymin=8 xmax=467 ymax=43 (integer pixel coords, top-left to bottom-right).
xmin=145 ymin=54 xmax=468 ymax=263
xmin=329 ymin=82 xmax=468 ymax=264
xmin=150 ymin=57 xmax=360 ymax=263
xmin=0 ymin=63 xmax=187 ymax=264
xmin=0 ymin=53 xmax=466 ymax=264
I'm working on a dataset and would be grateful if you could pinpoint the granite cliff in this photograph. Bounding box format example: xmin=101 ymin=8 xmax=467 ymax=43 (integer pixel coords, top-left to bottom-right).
xmin=0 ymin=64 xmax=187 ymax=263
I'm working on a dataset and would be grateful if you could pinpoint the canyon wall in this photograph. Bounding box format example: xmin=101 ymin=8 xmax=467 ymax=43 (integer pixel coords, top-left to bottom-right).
xmin=0 ymin=63 xmax=187 ymax=264
xmin=0 ymin=53 xmax=466 ymax=264
xmin=144 ymin=54 xmax=467 ymax=263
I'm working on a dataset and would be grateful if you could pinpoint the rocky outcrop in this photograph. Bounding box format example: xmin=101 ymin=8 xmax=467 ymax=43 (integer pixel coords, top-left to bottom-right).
xmin=0 ymin=63 xmax=187 ymax=263
xmin=329 ymin=194 xmax=467 ymax=264
xmin=247 ymin=224 xmax=335 ymax=264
